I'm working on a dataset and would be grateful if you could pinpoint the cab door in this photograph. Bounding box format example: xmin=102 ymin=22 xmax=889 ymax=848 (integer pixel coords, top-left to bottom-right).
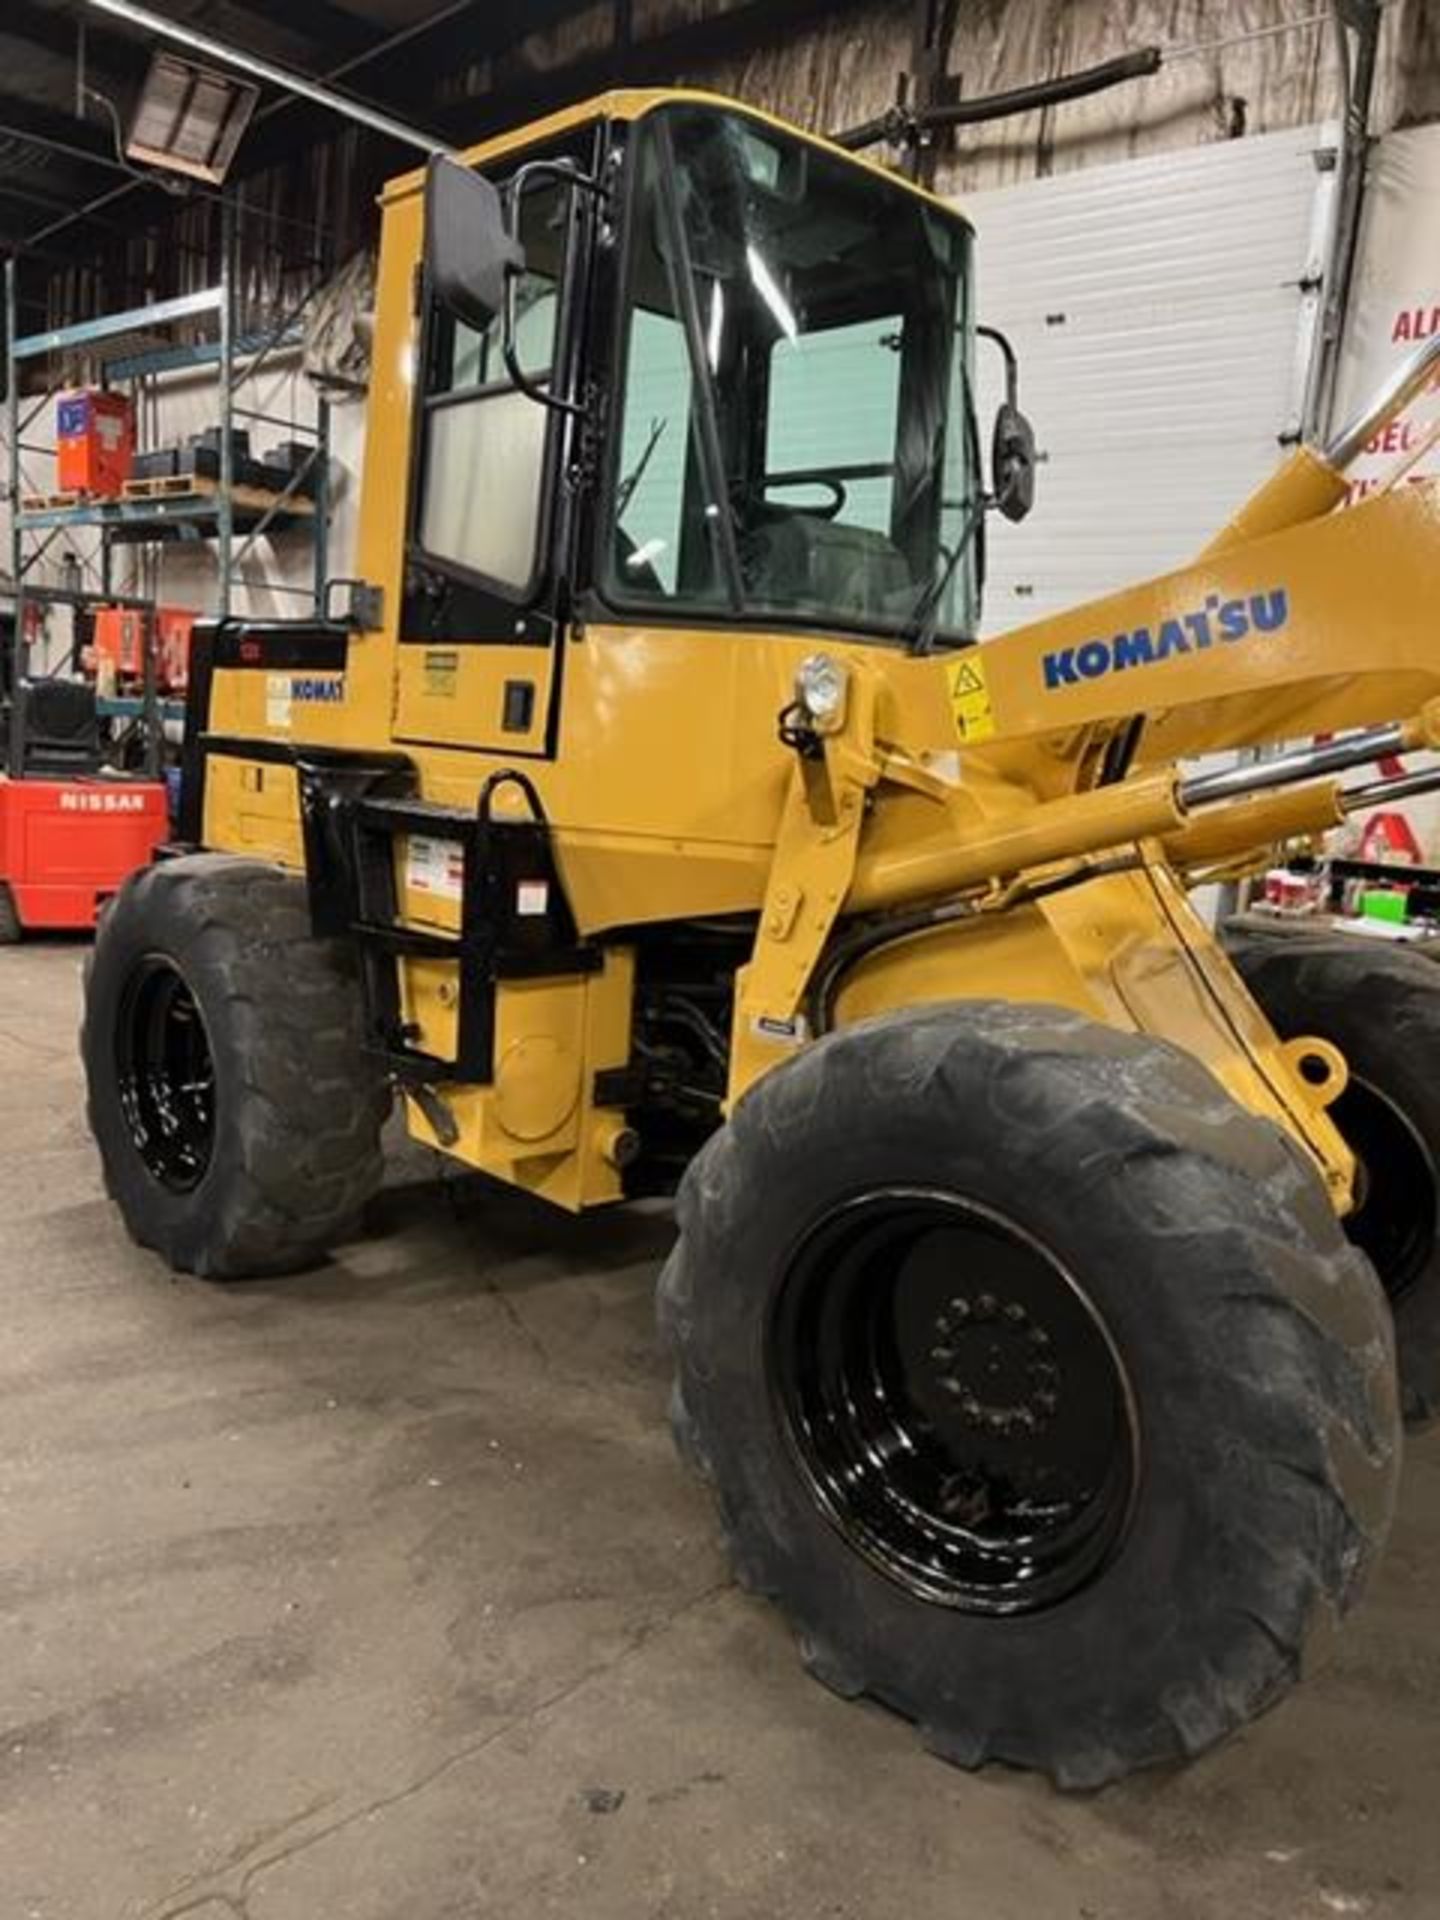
xmin=394 ymin=142 xmax=592 ymax=757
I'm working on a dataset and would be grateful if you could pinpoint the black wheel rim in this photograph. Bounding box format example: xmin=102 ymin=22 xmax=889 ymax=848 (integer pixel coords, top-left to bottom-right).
xmin=1336 ymin=1074 xmax=1436 ymax=1304
xmin=115 ymin=957 xmax=216 ymax=1192
xmin=771 ymin=1189 xmax=1138 ymax=1614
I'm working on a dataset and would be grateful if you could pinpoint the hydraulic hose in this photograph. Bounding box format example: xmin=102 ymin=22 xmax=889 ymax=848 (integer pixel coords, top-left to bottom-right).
xmin=833 ymin=49 xmax=1163 ymax=150
xmin=809 ymin=855 xmax=1142 ymax=1034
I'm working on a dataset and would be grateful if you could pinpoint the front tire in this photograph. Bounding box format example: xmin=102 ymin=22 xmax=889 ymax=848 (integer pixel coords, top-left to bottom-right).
xmin=1228 ymin=929 xmax=1440 ymax=1426
xmin=82 ymin=854 xmax=390 ymax=1278
xmin=659 ymin=1003 xmax=1399 ymax=1787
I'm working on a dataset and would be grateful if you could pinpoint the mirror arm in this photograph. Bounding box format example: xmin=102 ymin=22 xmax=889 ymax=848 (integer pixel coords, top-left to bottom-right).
xmin=501 ymin=272 xmax=584 ymax=417
xmin=498 ymin=158 xmax=608 ymax=421
xmin=976 ymin=324 xmax=1019 ymax=410
xmin=508 ymin=156 xmax=606 ymax=201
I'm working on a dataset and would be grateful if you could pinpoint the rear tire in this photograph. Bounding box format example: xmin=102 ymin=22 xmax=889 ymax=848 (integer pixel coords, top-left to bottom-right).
xmin=82 ymin=854 xmax=390 ymax=1279
xmin=0 ymin=883 xmax=21 ymax=944
xmin=1228 ymin=928 xmax=1440 ymax=1426
xmin=659 ymin=1002 xmax=1399 ymax=1787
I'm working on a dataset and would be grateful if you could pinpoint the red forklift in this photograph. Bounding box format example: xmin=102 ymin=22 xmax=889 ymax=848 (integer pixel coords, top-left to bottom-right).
xmin=0 ymin=588 xmax=170 ymax=940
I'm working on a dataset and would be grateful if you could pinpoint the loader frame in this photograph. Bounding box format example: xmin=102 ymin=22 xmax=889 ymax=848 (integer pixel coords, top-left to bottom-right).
xmin=176 ymin=86 xmax=1440 ymax=1222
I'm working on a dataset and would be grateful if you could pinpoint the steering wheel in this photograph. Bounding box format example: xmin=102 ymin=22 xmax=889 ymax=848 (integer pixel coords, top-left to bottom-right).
xmin=753 ymin=475 xmax=849 ymax=522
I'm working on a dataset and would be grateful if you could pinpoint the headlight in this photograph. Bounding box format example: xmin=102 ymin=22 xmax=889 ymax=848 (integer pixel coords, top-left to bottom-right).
xmin=795 ymin=653 xmax=848 ymax=732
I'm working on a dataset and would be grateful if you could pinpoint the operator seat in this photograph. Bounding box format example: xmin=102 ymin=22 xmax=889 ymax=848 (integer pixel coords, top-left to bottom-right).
xmin=740 ymin=512 xmax=912 ymax=621
xmin=16 ymin=679 xmax=101 ymax=777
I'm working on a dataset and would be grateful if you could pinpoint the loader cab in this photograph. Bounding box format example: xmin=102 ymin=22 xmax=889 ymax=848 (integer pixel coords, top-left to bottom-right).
xmin=402 ymin=96 xmax=993 ymax=752
xmin=597 ymin=106 xmax=980 ymax=647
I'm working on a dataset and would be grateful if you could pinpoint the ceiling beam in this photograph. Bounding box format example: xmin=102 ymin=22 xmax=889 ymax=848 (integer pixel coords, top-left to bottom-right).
xmin=0 ymin=177 xmax=135 ymax=231
xmin=380 ymin=0 xmax=615 ymax=104
xmin=0 ymin=96 xmax=139 ymax=174
xmin=230 ymin=0 xmax=869 ymax=180
xmin=197 ymin=0 xmax=388 ymax=66
xmin=3 ymin=0 xmax=149 ymax=92
xmin=428 ymin=0 xmax=877 ymax=141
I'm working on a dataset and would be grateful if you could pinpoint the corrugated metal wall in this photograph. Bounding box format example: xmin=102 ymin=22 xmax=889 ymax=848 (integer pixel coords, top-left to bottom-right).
xmin=968 ymin=120 xmax=1334 ymax=629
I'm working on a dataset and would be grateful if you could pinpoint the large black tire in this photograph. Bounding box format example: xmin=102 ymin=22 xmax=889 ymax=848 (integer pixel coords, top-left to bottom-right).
xmin=82 ymin=854 xmax=390 ymax=1279
xmin=658 ymin=1002 xmax=1399 ymax=1788
xmin=0 ymin=883 xmax=20 ymax=944
xmin=1228 ymin=928 xmax=1440 ymax=1426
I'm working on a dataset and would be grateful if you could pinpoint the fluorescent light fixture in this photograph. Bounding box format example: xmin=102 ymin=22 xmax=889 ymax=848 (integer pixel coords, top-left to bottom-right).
xmin=125 ymin=50 xmax=259 ymax=184
xmin=746 ymin=244 xmax=797 ymax=342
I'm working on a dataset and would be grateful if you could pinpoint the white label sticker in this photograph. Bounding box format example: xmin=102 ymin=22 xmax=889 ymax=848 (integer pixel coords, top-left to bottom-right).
xmin=406 ymin=834 xmax=465 ymax=902
xmin=751 ymin=1012 xmax=809 ymax=1045
xmin=265 ymin=673 xmax=292 ymax=731
xmin=516 ymin=879 xmax=549 ymax=917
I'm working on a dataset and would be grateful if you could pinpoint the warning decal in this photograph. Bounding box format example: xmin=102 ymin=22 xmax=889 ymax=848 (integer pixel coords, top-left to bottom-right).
xmin=406 ymin=834 xmax=465 ymax=903
xmin=265 ymin=673 xmax=292 ymax=731
xmin=944 ymin=651 xmax=996 ymax=744
xmin=424 ymin=649 xmax=459 ymax=698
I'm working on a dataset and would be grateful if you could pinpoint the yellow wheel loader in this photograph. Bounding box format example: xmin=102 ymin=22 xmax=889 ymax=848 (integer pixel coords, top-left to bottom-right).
xmin=82 ymin=90 xmax=1440 ymax=1785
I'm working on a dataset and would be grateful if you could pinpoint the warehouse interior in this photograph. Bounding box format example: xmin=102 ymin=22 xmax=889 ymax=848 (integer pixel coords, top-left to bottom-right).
xmin=3 ymin=3 xmax=1440 ymax=1916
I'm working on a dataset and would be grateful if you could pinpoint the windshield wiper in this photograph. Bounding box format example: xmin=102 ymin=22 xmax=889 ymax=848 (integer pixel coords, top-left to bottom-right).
xmin=905 ymin=354 xmax=986 ymax=655
xmin=615 ymin=417 xmax=666 ymax=519
xmin=904 ymin=495 xmax=984 ymax=656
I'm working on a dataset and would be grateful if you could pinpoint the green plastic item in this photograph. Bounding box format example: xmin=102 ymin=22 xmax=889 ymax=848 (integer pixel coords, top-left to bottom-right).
xmin=1360 ymin=888 xmax=1408 ymax=924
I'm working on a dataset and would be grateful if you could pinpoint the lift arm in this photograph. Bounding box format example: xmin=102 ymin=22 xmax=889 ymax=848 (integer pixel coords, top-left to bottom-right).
xmin=963 ymin=333 xmax=1440 ymax=770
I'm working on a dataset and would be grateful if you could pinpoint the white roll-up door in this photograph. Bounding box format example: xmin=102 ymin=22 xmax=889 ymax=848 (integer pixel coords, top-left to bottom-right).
xmin=966 ymin=123 xmax=1337 ymax=635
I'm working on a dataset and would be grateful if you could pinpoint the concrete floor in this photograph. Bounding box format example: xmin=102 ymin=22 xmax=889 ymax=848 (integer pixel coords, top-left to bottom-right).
xmin=2 ymin=942 xmax=1438 ymax=1920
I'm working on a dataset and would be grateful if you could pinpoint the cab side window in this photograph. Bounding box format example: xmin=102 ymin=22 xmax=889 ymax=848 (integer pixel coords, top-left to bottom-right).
xmin=415 ymin=174 xmax=570 ymax=595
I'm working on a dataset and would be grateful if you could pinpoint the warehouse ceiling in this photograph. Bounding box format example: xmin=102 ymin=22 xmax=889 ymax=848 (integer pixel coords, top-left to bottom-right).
xmin=0 ymin=0 xmax=874 ymax=326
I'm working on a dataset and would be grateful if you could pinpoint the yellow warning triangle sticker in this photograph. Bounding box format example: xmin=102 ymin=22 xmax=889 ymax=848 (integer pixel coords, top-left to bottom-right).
xmin=952 ymin=659 xmax=985 ymax=695
xmin=944 ymin=652 xmax=996 ymax=744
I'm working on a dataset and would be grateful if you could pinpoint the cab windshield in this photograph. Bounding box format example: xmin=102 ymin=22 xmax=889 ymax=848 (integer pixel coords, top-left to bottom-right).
xmin=602 ymin=105 xmax=979 ymax=647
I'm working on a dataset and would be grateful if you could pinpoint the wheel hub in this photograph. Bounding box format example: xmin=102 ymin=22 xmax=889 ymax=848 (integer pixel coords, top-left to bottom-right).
xmin=930 ymin=1292 xmax=1062 ymax=1437
xmin=771 ymin=1189 xmax=1138 ymax=1615
xmin=115 ymin=957 xmax=216 ymax=1193
xmin=1336 ymin=1074 xmax=1436 ymax=1304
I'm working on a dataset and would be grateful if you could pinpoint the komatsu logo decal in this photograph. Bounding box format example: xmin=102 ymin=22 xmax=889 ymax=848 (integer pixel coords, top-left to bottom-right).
xmin=290 ymin=675 xmax=344 ymax=703
xmin=1042 ymin=588 xmax=1290 ymax=690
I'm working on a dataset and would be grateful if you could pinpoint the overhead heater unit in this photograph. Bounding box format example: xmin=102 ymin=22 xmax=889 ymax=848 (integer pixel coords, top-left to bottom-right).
xmin=125 ymin=49 xmax=259 ymax=184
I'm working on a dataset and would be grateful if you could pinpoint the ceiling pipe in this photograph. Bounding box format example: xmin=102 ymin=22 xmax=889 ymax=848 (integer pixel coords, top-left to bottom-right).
xmin=80 ymin=0 xmax=455 ymax=157
xmin=834 ymin=48 xmax=1162 ymax=150
xmin=833 ymin=13 xmax=1332 ymax=153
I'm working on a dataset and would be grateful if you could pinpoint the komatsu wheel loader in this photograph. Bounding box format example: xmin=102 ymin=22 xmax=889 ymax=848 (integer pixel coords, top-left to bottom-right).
xmin=82 ymin=90 xmax=1440 ymax=1785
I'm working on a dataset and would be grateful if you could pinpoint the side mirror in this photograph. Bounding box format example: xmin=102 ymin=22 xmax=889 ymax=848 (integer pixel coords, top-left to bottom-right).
xmin=991 ymin=401 xmax=1037 ymax=523
xmin=976 ymin=323 xmax=1037 ymax=524
xmin=424 ymin=155 xmax=525 ymax=334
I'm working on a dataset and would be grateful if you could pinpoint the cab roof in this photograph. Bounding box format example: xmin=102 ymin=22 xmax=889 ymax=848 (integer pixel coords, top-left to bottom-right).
xmin=381 ymin=86 xmax=972 ymax=229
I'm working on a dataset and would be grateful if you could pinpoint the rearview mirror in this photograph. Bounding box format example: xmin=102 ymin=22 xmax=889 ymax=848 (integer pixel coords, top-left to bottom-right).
xmin=424 ymin=156 xmax=525 ymax=334
xmin=991 ymin=401 xmax=1037 ymax=523
xmin=976 ymin=323 xmax=1037 ymax=524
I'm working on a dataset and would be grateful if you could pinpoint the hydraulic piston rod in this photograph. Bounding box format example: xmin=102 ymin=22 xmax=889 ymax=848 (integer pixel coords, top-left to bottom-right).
xmin=1165 ymin=762 xmax=1440 ymax=872
xmin=1340 ymin=765 xmax=1440 ymax=812
xmin=1325 ymin=332 xmax=1440 ymax=471
xmin=1180 ymin=713 xmax=1439 ymax=808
